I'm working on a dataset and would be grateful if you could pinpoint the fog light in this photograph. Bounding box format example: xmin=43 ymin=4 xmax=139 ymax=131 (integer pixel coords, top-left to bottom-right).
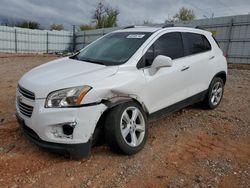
xmin=63 ymin=124 xmax=74 ymax=135
xmin=51 ymin=121 xmax=77 ymax=139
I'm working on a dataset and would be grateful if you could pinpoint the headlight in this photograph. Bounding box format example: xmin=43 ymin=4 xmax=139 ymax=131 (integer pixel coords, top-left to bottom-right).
xmin=45 ymin=86 xmax=92 ymax=108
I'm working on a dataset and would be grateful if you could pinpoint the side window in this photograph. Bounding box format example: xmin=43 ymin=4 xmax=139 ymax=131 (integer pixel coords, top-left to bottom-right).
xmin=143 ymin=32 xmax=184 ymax=67
xmin=203 ymin=36 xmax=212 ymax=51
xmin=154 ymin=32 xmax=184 ymax=59
xmin=183 ymin=33 xmax=211 ymax=55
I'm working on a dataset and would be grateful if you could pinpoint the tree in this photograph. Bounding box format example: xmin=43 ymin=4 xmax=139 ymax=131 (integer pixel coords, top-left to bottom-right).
xmin=103 ymin=8 xmax=119 ymax=27
xmin=50 ymin=24 xmax=64 ymax=31
xmin=92 ymin=1 xmax=119 ymax=28
xmin=92 ymin=1 xmax=106 ymax=28
xmin=173 ymin=7 xmax=195 ymax=21
xmin=79 ymin=24 xmax=94 ymax=31
xmin=16 ymin=20 xmax=40 ymax=29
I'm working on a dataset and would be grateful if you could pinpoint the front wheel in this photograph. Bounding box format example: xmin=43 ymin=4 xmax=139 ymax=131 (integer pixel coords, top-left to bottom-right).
xmin=104 ymin=102 xmax=148 ymax=155
xmin=203 ymin=77 xmax=224 ymax=109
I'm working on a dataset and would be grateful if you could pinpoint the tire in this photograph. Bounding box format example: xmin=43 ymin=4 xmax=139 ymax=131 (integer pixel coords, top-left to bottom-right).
xmin=203 ymin=77 xmax=224 ymax=109
xmin=104 ymin=101 xmax=148 ymax=155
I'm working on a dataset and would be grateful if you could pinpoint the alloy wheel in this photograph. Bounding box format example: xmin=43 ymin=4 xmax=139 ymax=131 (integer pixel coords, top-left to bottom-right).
xmin=120 ymin=107 xmax=145 ymax=147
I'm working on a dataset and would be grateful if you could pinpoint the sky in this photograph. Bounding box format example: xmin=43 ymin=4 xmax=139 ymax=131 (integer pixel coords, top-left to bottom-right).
xmin=0 ymin=0 xmax=250 ymax=30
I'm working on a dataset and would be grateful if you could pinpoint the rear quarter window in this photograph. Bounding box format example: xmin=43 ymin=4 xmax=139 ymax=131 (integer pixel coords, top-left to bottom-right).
xmin=182 ymin=32 xmax=211 ymax=55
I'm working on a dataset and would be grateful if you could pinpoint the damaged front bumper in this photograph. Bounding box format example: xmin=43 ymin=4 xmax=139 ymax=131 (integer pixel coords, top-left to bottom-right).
xmin=16 ymin=96 xmax=107 ymax=159
xmin=16 ymin=113 xmax=91 ymax=159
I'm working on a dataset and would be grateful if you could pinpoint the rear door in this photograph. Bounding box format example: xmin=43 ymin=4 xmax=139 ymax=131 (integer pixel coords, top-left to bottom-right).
xmin=181 ymin=32 xmax=213 ymax=97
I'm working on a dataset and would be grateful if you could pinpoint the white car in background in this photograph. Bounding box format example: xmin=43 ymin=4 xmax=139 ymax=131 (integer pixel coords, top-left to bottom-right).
xmin=16 ymin=26 xmax=227 ymax=159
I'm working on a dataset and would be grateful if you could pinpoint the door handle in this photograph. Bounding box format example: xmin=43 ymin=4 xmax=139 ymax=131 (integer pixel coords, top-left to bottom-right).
xmin=181 ymin=66 xmax=190 ymax=71
xmin=209 ymin=56 xmax=215 ymax=60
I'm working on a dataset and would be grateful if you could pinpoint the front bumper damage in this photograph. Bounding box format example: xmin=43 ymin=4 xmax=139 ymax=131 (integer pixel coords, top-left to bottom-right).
xmin=16 ymin=93 xmax=107 ymax=159
xmin=16 ymin=113 xmax=91 ymax=159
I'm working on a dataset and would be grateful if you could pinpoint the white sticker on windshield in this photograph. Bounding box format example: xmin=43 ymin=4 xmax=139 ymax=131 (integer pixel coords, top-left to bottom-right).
xmin=127 ymin=34 xmax=145 ymax=39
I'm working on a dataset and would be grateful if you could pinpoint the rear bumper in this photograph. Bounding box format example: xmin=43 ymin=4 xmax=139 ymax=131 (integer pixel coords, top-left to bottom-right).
xmin=16 ymin=113 xmax=91 ymax=159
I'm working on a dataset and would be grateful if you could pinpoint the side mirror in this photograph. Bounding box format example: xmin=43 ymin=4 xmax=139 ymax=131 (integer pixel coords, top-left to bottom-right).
xmin=149 ymin=55 xmax=173 ymax=75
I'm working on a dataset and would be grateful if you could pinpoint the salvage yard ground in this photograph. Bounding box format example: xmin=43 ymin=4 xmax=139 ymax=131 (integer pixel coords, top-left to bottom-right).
xmin=0 ymin=54 xmax=249 ymax=188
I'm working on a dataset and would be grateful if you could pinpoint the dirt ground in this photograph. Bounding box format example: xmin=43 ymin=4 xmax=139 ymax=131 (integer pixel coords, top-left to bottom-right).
xmin=0 ymin=54 xmax=249 ymax=188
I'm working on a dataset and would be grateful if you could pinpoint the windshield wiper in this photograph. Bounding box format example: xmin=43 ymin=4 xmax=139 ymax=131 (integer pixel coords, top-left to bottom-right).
xmin=78 ymin=58 xmax=105 ymax=65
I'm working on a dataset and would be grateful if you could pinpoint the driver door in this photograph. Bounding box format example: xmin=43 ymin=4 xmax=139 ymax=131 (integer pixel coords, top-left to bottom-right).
xmin=141 ymin=32 xmax=191 ymax=114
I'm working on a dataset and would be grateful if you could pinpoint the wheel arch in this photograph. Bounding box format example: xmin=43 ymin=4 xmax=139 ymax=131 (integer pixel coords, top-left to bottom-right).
xmin=91 ymin=96 xmax=149 ymax=146
xmin=102 ymin=96 xmax=149 ymax=115
xmin=212 ymin=71 xmax=227 ymax=84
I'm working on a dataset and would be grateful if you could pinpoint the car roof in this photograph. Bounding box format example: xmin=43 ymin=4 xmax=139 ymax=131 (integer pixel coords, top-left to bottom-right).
xmin=113 ymin=26 xmax=211 ymax=35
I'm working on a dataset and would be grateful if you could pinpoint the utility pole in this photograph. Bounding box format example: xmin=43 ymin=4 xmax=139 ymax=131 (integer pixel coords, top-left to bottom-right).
xmin=72 ymin=25 xmax=76 ymax=52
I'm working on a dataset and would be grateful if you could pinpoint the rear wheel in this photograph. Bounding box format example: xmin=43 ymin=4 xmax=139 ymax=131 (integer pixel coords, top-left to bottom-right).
xmin=203 ymin=77 xmax=224 ymax=109
xmin=104 ymin=102 xmax=148 ymax=155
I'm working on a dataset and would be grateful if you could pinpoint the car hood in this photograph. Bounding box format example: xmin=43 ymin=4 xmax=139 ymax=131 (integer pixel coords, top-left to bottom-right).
xmin=19 ymin=57 xmax=118 ymax=98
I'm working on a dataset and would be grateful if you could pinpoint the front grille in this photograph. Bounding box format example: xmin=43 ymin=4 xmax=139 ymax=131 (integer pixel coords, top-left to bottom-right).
xmin=18 ymin=85 xmax=35 ymax=100
xmin=17 ymin=100 xmax=34 ymax=117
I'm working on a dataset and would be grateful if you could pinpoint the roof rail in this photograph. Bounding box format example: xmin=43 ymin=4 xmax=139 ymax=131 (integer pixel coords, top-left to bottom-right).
xmin=123 ymin=25 xmax=135 ymax=29
xmin=162 ymin=23 xmax=175 ymax=28
xmin=195 ymin=26 xmax=204 ymax=30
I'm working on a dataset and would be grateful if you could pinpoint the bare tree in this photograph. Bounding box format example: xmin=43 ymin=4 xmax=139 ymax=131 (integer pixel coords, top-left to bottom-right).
xmin=92 ymin=1 xmax=119 ymax=28
xmin=92 ymin=1 xmax=106 ymax=28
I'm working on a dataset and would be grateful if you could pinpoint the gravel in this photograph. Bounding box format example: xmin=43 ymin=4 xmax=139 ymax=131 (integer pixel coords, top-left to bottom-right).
xmin=0 ymin=54 xmax=249 ymax=187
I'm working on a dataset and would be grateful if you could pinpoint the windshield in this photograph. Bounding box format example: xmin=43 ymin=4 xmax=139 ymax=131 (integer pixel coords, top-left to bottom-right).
xmin=73 ymin=32 xmax=152 ymax=66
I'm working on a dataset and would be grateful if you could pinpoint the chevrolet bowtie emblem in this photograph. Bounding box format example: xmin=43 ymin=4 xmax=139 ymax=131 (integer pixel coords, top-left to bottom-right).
xmin=17 ymin=95 xmax=23 ymax=102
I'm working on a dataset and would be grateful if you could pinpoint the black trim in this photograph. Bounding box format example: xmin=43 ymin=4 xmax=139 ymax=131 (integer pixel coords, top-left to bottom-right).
xmin=57 ymin=101 xmax=102 ymax=108
xmin=18 ymin=85 xmax=35 ymax=100
xmin=213 ymin=71 xmax=227 ymax=84
xmin=16 ymin=113 xmax=91 ymax=160
xmin=17 ymin=100 xmax=33 ymax=117
xmin=162 ymin=24 xmax=175 ymax=28
xmin=102 ymin=98 xmax=133 ymax=108
xmin=212 ymin=36 xmax=220 ymax=48
xmin=123 ymin=25 xmax=135 ymax=29
xmin=148 ymin=90 xmax=207 ymax=121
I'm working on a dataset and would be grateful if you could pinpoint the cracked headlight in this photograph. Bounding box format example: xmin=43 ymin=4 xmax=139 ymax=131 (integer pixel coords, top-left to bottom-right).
xmin=45 ymin=86 xmax=92 ymax=108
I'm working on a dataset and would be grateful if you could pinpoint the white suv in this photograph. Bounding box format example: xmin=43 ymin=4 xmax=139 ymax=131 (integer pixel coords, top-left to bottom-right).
xmin=16 ymin=26 xmax=227 ymax=159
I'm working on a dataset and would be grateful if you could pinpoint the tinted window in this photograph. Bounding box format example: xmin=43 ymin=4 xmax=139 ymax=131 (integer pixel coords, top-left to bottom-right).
xmin=183 ymin=33 xmax=211 ymax=55
xmin=142 ymin=32 xmax=184 ymax=67
xmin=144 ymin=45 xmax=154 ymax=67
xmin=154 ymin=32 xmax=184 ymax=59
xmin=73 ymin=32 xmax=152 ymax=66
